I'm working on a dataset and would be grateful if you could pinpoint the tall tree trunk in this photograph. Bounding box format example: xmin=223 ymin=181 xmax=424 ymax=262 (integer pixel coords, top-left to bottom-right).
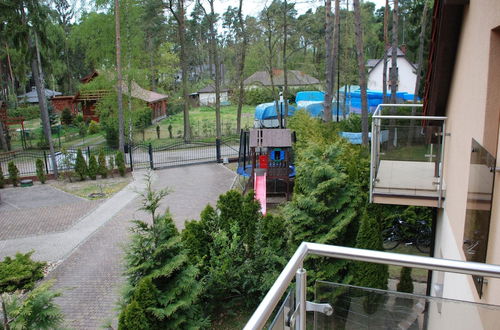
xmin=333 ymin=0 xmax=340 ymax=121
xmin=408 ymin=0 xmax=429 ymax=145
xmin=32 ymin=32 xmax=58 ymax=176
xmin=390 ymin=0 xmax=399 ymax=105
xmin=282 ymin=0 xmax=289 ymax=127
xmin=353 ymin=0 xmax=369 ymax=145
xmin=5 ymin=44 xmax=17 ymax=107
xmin=208 ymin=0 xmax=221 ymax=139
xmin=115 ymin=0 xmax=125 ymax=152
xmin=324 ymin=0 xmax=333 ymax=122
xmin=235 ymin=0 xmax=247 ymax=134
xmin=382 ymin=0 xmax=389 ymax=103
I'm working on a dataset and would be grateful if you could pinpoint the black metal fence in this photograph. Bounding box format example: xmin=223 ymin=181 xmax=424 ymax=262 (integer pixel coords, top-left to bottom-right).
xmin=0 ymin=137 xmax=240 ymax=178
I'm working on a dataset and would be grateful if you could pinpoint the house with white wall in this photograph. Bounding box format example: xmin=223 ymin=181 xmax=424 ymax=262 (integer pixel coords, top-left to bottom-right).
xmin=367 ymin=47 xmax=417 ymax=94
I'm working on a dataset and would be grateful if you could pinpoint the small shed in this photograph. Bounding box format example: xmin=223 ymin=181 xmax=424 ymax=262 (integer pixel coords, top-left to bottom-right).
xmin=196 ymin=85 xmax=230 ymax=106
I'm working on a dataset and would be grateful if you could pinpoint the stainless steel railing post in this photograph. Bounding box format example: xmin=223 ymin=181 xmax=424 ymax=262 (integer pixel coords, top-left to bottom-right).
xmin=295 ymin=268 xmax=307 ymax=330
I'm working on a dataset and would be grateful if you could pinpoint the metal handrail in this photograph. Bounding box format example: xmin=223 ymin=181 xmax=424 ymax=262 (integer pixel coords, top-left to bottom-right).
xmin=244 ymin=242 xmax=500 ymax=330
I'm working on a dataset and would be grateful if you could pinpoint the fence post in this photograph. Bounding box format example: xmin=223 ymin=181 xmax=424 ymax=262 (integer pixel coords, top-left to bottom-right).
xmin=148 ymin=143 xmax=154 ymax=169
xmin=43 ymin=151 xmax=49 ymax=174
xmin=129 ymin=143 xmax=134 ymax=172
xmin=216 ymin=138 xmax=222 ymax=163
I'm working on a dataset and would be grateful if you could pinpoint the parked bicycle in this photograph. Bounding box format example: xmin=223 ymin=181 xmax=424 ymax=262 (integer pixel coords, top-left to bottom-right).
xmin=382 ymin=217 xmax=432 ymax=253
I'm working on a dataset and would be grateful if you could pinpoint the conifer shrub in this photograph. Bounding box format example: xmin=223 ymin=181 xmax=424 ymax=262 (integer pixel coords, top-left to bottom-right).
xmin=75 ymin=149 xmax=88 ymax=181
xmin=350 ymin=208 xmax=388 ymax=314
xmin=87 ymin=120 xmax=100 ymax=135
xmin=108 ymin=156 xmax=115 ymax=177
xmin=0 ymin=169 xmax=4 ymax=188
xmin=7 ymin=161 xmax=19 ymax=187
xmin=36 ymin=158 xmax=46 ymax=183
xmin=116 ymin=151 xmax=126 ymax=177
xmin=98 ymin=150 xmax=107 ymax=178
xmin=120 ymin=175 xmax=207 ymax=329
xmin=60 ymin=107 xmax=74 ymax=125
xmin=88 ymin=155 xmax=98 ymax=180
xmin=0 ymin=252 xmax=45 ymax=293
xmin=397 ymin=267 xmax=414 ymax=294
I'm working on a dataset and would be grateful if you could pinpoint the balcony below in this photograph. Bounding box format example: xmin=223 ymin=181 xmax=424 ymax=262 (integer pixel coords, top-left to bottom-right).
xmin=369 ymin=104 xmax=447 ymax=208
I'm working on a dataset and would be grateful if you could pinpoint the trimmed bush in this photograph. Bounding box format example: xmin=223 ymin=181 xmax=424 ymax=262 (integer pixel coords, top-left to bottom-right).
xmin=98 ymin=150 xmax=108 ymax=178
xmin=116 ymin=151 xmax=126 ymax=177
xmin=0 ymin=169 xmax=4 ymax=188
xmin=88 ymin=155 xmax=98 ymax=180
xmin=36 ymin=158 xmax=46 ymax=183
xmin=8 ymin=161 xmax=19 ymax=186
xmin=0 ymin=251 xmax=45 ymax=293
xmin=87 ymin=120 xmax=100 ymax=135
xmin=75 ymin=149 xmax=88 ymax=181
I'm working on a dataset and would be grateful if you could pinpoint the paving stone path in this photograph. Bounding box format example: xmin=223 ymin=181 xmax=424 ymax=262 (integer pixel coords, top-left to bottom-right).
xmin=41 ymin=164 xmax=236 ymax=329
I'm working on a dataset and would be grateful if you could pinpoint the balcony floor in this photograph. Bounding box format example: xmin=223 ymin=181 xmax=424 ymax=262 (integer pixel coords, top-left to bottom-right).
xmin=373 ymin=160 xmax=441 ymax=207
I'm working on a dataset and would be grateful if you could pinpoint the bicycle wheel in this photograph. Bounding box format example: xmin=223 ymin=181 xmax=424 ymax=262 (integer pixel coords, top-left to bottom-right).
xmin=416 ymin=234 xmax=431 ymax=254
xmin=382 ymin=228 xmax=400 ymax=250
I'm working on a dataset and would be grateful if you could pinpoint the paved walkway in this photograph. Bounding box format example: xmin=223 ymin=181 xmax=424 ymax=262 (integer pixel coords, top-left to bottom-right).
xmin=40 ymin=163 xmax=235 ymax=329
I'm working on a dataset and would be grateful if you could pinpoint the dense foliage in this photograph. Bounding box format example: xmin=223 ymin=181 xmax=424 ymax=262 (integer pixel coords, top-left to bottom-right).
xmin=0 ymin=252 xmax=45 ymax=294
xmin=87 ymin=155 xmax=98 ymax=180
xmin=116 ymin=151 xmax=126 ymax=177
xmin=98 ymin=150 xmax=108 ymax=178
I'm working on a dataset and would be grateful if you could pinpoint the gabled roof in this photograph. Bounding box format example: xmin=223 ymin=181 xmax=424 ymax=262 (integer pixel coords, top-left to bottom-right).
xmin=367 ymin=47 xmax=417 ymax=73
xmin=197 ymin=85 xmax=230 ymax=93
xmin=80 ymin=70 xmax=99 ymax=84
xmin=121 ymin=81 xmax=168 ymax=103
xmin=18 ymin=87 xmax=62 ymax=103
xmin=244 ymin=70 xmax=320 ymax=87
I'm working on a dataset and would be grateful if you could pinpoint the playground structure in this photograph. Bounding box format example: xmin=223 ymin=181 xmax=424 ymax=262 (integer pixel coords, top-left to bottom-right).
xmin=238 ymin=128 xmax=295 ymax=214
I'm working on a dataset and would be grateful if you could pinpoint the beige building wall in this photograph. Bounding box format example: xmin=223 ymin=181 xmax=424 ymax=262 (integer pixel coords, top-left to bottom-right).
xmin=434 ymin=0 xmax=500 ymax=310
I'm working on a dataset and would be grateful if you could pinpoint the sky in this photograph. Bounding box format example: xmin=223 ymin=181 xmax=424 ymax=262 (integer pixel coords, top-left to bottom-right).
xmin=212 ymin=0 xmax=387 ymax=18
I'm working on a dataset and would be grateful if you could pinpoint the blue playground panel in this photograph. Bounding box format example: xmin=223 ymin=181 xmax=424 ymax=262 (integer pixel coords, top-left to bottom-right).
xmin=237 ymin=164 xmax=296 ymax=178
xmin=255 ymin=102 xmax=296 ymax=120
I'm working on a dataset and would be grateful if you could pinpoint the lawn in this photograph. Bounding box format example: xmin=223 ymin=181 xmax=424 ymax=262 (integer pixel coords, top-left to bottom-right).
xmin=133 ymin=104 xmax=255 ymax=143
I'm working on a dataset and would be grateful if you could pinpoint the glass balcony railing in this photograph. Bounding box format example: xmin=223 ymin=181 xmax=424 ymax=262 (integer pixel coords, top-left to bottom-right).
xmin=369 ymin=104 xmax=447 ymax=207
xmin=244 ymin=242 xmax=500 ymax=330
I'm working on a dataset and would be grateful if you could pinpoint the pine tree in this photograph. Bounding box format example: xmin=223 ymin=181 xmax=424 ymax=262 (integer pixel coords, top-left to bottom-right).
xmin=98 ymin=150 xmax=108 ymax=178
xmin=88 ymin=155 xmax=98 ymax=180
xmin=36 ymin=158 xmax=46 ymax=183
xmin=121 ymin=175 xmax=207 ymax=329
xmin=75 ymin=149 xmax=88 ymax=181
xmin=7 ymin=162 xmax=19 ymax=187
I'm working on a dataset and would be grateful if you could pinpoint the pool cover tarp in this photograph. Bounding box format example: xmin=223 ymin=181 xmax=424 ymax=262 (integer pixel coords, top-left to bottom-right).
xmin=255 ymin=102 xmax=296 ymax=120
xmin=295 ymin=91 xmax=325 ymax=103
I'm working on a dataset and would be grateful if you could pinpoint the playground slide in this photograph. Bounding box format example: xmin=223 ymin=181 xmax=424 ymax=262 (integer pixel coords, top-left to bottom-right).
xmin=254 ymin=171 xmax=267 ymax=215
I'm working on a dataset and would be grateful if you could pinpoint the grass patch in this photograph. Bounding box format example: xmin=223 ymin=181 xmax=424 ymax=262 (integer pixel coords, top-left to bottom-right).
xmin=50 ymin=175 xmax=131 ymax=200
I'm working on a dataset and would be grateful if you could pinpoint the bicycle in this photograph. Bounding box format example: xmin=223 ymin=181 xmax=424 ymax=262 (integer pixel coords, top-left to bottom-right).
xmin=382 ymin=217 xmax=432 ymax=254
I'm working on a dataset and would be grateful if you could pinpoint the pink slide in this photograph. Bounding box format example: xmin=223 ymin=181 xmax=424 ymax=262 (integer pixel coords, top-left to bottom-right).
xmin=254 ymin=171 xmax=267 ymax=215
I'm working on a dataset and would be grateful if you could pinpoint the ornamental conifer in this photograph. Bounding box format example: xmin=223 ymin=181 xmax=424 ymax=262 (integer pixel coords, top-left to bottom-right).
xmin=75 ymin=149 xmax=87 ymax=181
